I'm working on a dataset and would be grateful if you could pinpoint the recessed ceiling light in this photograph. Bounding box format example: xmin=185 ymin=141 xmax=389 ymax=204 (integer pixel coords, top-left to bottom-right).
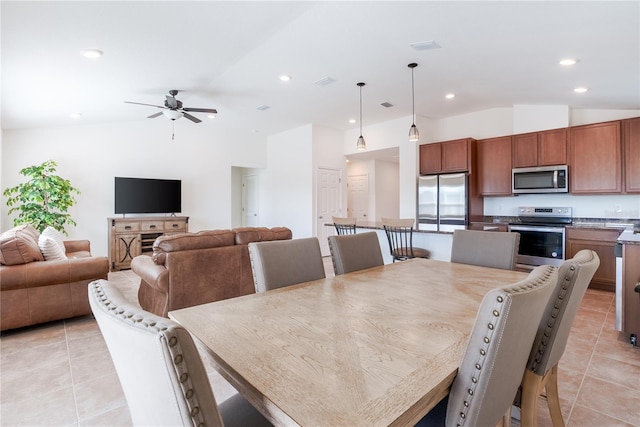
xmin=279 ymin=75 xmax=291 ymax=82
xmin=559 ymin=58 xmax=577 ymax=66
xmin=574 ymin=87 xmax=588 ymax=93
xmin=445 ymin=93 xmax=455 ymax=99
xmin=80 ymin=49 xmax=103 ymax=59
xmin=69 ymin=112 xmax=82 ymax=119
xmin=207 ymin=114 xmax=216 ymax=119
xmin=349 ymin=119 xmax=356 ymax=124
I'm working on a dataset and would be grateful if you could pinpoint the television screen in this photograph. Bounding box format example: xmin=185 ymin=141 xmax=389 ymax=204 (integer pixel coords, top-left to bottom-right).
xmin=115 ymin=177 xmax=181 ymax=214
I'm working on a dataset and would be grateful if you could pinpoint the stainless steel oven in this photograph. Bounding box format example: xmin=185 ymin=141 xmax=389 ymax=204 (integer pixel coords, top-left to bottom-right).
xmin=508 ymin=206 xmax=572 ymax=268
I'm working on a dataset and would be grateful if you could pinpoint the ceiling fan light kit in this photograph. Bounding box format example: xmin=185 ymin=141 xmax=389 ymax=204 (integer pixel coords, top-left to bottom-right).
xmin=125 ymin=89 xmax=217 ymax=124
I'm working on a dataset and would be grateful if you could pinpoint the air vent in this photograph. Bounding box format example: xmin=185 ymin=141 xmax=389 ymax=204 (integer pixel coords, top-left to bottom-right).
xmin=314 ymin=77 xmax=336 ymax=86
xmin=256 ymin=105 xmax=270 ymax=111
xmin=380 ymin=102 xmax=394 ymax=108
xmin=409 ymin=40 xmax=441 ymax=51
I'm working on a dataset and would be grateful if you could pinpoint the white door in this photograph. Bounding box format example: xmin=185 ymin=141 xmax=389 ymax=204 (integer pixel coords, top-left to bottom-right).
xmin=348 ymin=174 xmax=369 ymax=221
xmin=242 ymin=173 xmax=259 ymax=227
xmin=317 ymin=168 xmax=341 ymax=256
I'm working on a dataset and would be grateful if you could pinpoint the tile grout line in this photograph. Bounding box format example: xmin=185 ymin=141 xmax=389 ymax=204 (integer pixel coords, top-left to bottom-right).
xmin=565 ymin=295 xmax=615 ymax=426
xmin=63 ymin=320 xmax=81 ymax=427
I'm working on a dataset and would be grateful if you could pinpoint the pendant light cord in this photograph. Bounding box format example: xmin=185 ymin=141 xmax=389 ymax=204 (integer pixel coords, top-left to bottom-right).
xmin=359 ymin=85 xmax=363 ymax=136
xmin=411 ymin=67 xmax=416 ymax=124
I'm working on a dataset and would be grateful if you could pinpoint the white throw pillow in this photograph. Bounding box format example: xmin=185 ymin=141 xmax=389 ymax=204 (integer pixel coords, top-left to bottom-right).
xmin=41 ymin=226 xmax=66 ymax=254
xmin=38 ymin=235 xmax=67 ymax=261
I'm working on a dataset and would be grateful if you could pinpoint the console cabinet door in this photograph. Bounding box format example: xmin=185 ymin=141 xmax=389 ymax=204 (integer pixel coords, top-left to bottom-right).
xmin=569 ymin=121 xmax=622 ymax=194
xmin=478 ymin=136 xmax=513 ymax=196
xmin=114 ymin=233 xmax=140 ymax=270
xmin=624 ymin=117 xmax=640 ymax=193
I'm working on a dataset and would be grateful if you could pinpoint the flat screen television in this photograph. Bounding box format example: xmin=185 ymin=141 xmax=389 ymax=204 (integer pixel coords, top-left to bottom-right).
xmin=114 ymin=177 xmax=181 ymax=215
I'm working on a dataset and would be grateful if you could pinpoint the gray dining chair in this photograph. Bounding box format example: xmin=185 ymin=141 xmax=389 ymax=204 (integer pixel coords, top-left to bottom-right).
xmin=332 ymin=216 xmax=357 ymax=235
xmin=416 ymin=264 xmax=557 ymax=427
xmin=381 ymin=218 xmax=430 ymax=262
xmin=327 ymin=231 xmax=384 ymax=275
xmin=450 ymin=229 xmax=521 ymax=270
xmin=518 ymin=249 xmax=600 ymax=427
xmin=248 ymin=237 xmax=326 ymax=292
xmin=88 ymin=280 xmax=272 ymax=427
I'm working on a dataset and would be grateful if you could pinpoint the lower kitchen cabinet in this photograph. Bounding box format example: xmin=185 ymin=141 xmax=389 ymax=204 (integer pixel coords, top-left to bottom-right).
xmin=566 ymin=227 xmax=621 ymax=292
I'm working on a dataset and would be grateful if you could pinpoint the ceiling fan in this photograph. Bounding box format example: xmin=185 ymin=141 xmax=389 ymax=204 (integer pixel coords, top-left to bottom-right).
xmin=124 ymin=90 xmax=217 ymax=123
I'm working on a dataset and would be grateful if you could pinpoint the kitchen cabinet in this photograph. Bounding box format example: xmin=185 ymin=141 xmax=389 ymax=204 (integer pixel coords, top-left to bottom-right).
xmin=477 ymin=136 xmax=513 ymax=196
xmin=569 ymin=121 xmax=622 ymax=194
xmin=621 ymin=243 xmax=640 ymax=339
xmin=419 ymin=138 xmax=474 ymax=175
xmin=566 ymin=227 xmax=621 ymax=292
xmin=108 ymin=216 xmax=189 ymax=271
xmin=512 ymin=128 xmax=567 ymax=168
xmin=623 ymin=117 xmax=640 ymax=193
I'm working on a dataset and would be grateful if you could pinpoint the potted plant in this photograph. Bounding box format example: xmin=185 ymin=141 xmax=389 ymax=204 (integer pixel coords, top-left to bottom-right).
xmin=3 ymin=160 xmax=80 ymax=235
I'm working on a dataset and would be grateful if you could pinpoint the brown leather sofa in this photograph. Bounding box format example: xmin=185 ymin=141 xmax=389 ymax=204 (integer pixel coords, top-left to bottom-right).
xmin=0 ymin=224 xmax=110 ymax=331
xmin=131 ymin=226 xmax=292 ymax=317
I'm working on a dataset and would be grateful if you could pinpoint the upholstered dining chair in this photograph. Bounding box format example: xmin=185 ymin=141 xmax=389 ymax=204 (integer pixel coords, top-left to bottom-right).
xmin=381 ymin=218 xmax=430 ymax=262
xmin=450 ymin=229 xmax=521 ymax=270
xmin=332 ymin=216 xmax=357 ymax=235
xmin=416 ymin=264 xmax=557 ymax=427
xmin=518 ymin=249 xmax=600 ymax=427
xmin=248 ymin=237 xmax=326 ymax=292
xmin=88 ymin=280 xmax=272 ymax=427
xmin=327 ymin=231 xmax=384 ymax=275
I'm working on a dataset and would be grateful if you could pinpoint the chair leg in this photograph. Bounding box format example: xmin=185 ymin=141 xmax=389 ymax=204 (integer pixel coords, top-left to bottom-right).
xmin=545 ymin=365 xmax=565 ymax=427
xmin=520 ymin=369 xmax=544 ymax=427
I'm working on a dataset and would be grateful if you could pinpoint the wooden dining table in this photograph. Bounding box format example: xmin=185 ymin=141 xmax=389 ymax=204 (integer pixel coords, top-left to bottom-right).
xmin=169 ymin=258 xmax=528 ymax=427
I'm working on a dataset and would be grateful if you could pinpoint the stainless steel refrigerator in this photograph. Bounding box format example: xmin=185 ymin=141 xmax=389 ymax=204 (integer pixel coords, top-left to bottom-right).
xmin=417 ymin=173 xmax=468 ymax=231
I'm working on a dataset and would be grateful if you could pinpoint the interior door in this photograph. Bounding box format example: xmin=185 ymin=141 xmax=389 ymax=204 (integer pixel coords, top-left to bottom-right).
xmin=241 ymin=173 xmax=259 ymax=227
xmin=317 ymin=168 xmax=341 ymax=256
xmin=348 ymin=174 xmax=369 ymax=221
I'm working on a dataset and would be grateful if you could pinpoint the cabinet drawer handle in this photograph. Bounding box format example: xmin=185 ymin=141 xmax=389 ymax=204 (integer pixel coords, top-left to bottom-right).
xmin=150 ymin=225 xmax=156 ymax=229
xmin=173 ymin=224 xmax=178 ymax=228
xmin=124 ymin=226 xmax=131 ymax=230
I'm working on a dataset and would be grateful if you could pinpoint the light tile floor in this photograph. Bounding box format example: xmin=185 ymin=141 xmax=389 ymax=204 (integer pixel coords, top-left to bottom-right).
xmin=1 ymin=258 xmax=639 ymax=426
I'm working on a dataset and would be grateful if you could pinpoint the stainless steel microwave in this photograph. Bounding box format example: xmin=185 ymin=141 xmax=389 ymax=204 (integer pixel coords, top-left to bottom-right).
xmin=512 ymin=165 xmax=568 ymax=194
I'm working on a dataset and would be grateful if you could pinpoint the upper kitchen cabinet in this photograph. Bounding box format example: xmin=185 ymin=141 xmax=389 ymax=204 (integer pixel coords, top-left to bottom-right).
xmin=569 ymin=121 xmax=622 ymax=194
xmin=477 ymin=136 xmax=513 ymax=196
xmin=512 ymin=128 xmax=567 ymax=168
xmin=419 ymin=138 xmax=475 ymax=175
xmin=623 ymin=117 xmax=640 ymax=193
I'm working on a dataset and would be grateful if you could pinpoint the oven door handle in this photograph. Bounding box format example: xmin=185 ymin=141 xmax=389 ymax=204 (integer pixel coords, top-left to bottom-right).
xmin=508 ymin=225 xmax=565 ymax=233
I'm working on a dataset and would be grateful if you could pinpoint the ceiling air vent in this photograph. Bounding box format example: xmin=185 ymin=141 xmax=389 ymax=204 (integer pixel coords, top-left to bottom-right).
xmin=380 ymin=102 xmax=394 ymax=108
xmin=409 ymin=40 xmax=441 ymax=51
xmin=256 ymin=105 xmax=270 ymax=111
xmin=314 ymin=77 xmax=336 ymax=86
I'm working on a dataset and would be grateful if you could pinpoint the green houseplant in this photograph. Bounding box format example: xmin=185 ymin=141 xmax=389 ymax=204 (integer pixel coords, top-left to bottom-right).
xmin=3 ymin=160 xmax=80 ymax=235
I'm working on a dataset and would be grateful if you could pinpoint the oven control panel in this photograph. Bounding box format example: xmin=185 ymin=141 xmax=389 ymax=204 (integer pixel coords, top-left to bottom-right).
xmin=518 ymin=206 xmax=572 ymax=217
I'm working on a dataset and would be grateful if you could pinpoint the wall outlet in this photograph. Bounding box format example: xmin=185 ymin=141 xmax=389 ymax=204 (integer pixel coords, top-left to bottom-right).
xmin=615 ymin=204 xmax=622 ymax=213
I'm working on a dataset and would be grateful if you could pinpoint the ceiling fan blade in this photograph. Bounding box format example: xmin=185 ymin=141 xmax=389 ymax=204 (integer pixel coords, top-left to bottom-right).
xmin=183 ymin=112 xmax=202 ymax=123
xmin=165 ymin=95 xmax=178 ymax=109
xmin=147 ymin=112 xmax=163 ymax=119
xmin=183 ymin=108 xmax=218 ymax=114
xmin=124 ymin=101 xmax=164 ymax=108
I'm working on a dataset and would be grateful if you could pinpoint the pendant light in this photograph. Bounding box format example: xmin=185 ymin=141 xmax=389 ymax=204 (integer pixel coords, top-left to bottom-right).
xmin=356 ymin=82 xmax=366 ymax=151
xmin=408 ymin=63 xmax=420 ymax=142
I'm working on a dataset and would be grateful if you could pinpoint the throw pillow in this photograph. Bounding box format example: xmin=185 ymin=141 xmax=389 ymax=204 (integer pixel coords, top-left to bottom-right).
xmin=38 ymin=235 xmax=67 ymax=261
xmin=0 ymin=224 xmax=45 ymax=265
xmin=42 ymin=226 xmax=66 ymax=254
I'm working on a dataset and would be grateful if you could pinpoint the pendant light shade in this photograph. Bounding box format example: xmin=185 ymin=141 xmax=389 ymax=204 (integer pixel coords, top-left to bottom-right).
xmin=356 ymin=82 xmax=366 ymax=151
xmin=408 ymin=63 xmax=420 ymax=142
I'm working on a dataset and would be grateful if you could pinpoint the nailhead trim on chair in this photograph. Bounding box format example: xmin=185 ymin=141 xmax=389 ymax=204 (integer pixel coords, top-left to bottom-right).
xmin=90 ymin=281 xmax=206 ymax=427
xmin=451 ymin=266 xmax=556 ymax=427
xmin=529 ymin=264 xmax=577 ymax=374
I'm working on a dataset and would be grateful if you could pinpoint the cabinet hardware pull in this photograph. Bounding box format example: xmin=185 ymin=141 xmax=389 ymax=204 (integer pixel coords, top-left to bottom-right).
xmin=125 ymin=226 xmax=131 ymax=230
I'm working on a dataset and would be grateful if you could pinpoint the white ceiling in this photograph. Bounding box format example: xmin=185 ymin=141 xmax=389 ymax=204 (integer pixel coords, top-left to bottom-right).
xmin=2 ymin=1 xmax=639 ymax=137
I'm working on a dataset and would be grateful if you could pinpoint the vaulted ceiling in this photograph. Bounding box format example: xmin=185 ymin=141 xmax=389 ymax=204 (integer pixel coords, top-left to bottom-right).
xmin=2 ymin=1 xmax=638 ymax=136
